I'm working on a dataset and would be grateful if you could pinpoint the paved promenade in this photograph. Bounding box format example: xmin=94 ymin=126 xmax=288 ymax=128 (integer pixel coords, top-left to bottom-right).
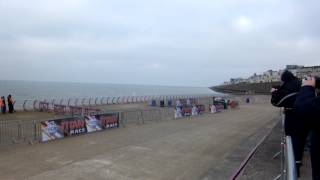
xmin=0 ymin=104 xmax=278 ymax=180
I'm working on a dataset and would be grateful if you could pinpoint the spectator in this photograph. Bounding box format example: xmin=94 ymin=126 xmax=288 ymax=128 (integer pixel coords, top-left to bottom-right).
xmin=175 ymin=107 xmax=182 ymax=118
xmin=270 ymin=70 xmax=303 ymax=175
xmin=7 ymin=94 xmax=14 ymax=113
xmin=176 ymin=100 xmax=182 ymax=109
xmin=294 ymin=76 xmax=320 ymax=180
xmin=191 ymin=105 xmax=198 ymax=116
xmin=187 ymin=99 xmax=191 ymax=106
xmin=210 ymin=104 xmax=217 ymax=113
xmin=1 ymin=96 xmax=6 ymax=114
xmin=246 ymin=97 xmax=250 ymax=103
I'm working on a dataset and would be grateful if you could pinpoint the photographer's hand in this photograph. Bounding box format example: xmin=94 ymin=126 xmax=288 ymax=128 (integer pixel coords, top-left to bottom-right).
xmin=302 ymin=77 xmax=316 ymax=87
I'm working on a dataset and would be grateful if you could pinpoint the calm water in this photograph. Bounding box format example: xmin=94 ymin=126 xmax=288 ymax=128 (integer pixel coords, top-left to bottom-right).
xmin=0 ymin=80 xmax=218 ymax=101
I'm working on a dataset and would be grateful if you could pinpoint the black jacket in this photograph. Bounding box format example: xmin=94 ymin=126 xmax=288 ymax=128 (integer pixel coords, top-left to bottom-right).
xmin=294 ymin=86 xmax=320 ymax=116
xmin=271 ymin=79 xmax=301 ymax=108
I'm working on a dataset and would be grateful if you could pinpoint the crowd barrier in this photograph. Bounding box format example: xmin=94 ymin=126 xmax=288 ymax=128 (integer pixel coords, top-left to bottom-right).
xmin=0 ymin=108 xmax=176 ymax=144
xmin=0 ymin=96 xmax=241 ymax=145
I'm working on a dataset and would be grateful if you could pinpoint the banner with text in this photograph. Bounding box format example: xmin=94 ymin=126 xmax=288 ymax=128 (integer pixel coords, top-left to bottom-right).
xmin=41 ymin=113 xmax=119 ymax=142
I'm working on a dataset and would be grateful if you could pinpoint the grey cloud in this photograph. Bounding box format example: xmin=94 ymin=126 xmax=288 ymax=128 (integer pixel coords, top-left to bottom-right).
xmin=0 ymin=0 xmax=320 ymax=86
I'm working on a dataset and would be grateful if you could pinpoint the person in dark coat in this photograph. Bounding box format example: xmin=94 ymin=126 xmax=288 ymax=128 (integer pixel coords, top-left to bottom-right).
xmin=271 ymin=70 xmax=301 ymax=135
xmin=294 ymin=77 xmax=320 ymax=180
xmin=270 ymin=70 xmax=304 ymax=175
xmin=1 ymin=96 xmax=6 ymax=114
xmin=7 ymin=94 xmax=14 ymax=113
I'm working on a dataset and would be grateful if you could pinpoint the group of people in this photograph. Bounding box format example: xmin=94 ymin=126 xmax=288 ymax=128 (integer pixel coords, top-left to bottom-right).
xmin=271 ymin=70 xmax=319 ymax=180
xmin=0 ymin=94 xmax=15 ymax=114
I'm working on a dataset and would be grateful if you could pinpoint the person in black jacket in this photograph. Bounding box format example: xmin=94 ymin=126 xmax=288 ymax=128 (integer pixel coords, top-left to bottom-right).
xmin=271 ymin=70 xmax=304 ymax=175
xmin=271 ymin=70 xmax=301 ymax=135
xmin=294 ymin=76 xmax=320 ymax=180
xmin=7 ymin=94 xmax=15 ymax=113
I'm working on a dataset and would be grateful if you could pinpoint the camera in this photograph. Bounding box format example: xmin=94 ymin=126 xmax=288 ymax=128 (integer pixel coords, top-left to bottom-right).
xmin=304 ymin=76 xmax=320 ymax=89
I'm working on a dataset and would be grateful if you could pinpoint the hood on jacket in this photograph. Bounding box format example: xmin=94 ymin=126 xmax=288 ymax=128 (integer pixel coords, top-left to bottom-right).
xmin=281 ymin=70 xmax=296 ymax=82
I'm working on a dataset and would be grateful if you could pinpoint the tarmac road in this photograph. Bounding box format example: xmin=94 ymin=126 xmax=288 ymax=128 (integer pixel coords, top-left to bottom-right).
xmin=0 ymin=104 xmax=279 ymax=180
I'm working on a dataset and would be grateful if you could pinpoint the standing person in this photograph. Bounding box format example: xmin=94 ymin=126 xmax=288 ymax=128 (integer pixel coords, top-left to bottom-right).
xmin=270 ymin=70 xmax=303 ymax=175
xmin=294 ymin=76 xmax=320 ymax=180
xmin=1 ymin=96 xmax=6 ymax=114
xmin=7 ymin=94 xmax=14 ymax=113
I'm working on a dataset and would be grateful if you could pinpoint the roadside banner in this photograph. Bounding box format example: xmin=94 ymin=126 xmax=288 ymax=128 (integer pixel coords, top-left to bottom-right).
xmin=85 ymin=113 xmax=119 ymax=131
xmin=41 ymin=113 xmax=119 ymax=142
xmin=41 ymin=117 xmax=86 ymax=142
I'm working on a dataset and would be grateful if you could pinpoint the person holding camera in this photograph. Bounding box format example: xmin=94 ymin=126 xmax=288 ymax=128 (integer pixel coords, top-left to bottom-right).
xmin=294 ymin=76 xmax=320 ymax=180
xmin=271 ymin=70 xmax=304 ymax=175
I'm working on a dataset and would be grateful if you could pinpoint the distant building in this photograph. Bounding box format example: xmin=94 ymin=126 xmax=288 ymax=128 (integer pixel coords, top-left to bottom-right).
xmin=296 ymin=66 xmax=320 ymax=79
xmin=230 ymin=78 xmax=246 ymax=84
xmin=224 ymin=64 xmax=320 ymax=85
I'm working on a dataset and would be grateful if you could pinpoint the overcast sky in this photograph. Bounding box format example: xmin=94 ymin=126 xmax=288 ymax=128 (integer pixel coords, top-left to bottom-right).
xmin=0 ymin=0 xmax=319 ymax=87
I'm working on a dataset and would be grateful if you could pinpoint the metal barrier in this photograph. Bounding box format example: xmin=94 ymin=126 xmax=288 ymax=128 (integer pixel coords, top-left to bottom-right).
xmin=273 ymin=112 xmax=297 ymax=180
xmin=0 ymin=120 xmax=40 ymax=144
xmin=285 ymin=136 xmax=297 ymax=180
xmin=9 ymin=94 xmax=218 ymax=113
xmin=0 ymin=108 xmax=175 ymax=144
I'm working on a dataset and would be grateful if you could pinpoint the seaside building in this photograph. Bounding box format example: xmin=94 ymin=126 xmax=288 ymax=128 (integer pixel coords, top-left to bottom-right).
xmin=224 ymin=65 xmax=319 ymax=85
xmin=295 ymin=66 xmax=320 ymax=79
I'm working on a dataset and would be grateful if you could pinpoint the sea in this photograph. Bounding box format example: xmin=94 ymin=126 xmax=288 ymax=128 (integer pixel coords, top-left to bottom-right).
xmin=0 ymin=80 xmax=218 ymax=103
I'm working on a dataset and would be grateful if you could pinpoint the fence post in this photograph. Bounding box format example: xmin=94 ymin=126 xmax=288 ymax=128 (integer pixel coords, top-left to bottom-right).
xmin=119 ymin=112 xmax=124 ymax=127
xmin=95 ymin=97 xmax=98 ymax=105
xmin=286 ymin=136 xmax=297 ymax=180
xmin=140 ymin=110 xmax=144 ymax=124
xmin=33 ymin=100 xmax=38 ymax=111
xmin=23 ymin=100 xmax=28 ymax=111
xmin=17 ymin=120 xmax=22 ymax=143
xmin=33 ymin=120 xmax=37 ymax=143
xmin=89 ymin=97 xmax=92 ymax=106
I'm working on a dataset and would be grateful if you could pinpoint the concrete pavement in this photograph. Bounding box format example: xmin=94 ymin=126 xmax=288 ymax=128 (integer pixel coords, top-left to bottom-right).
xmin=0 ymin=104 xmax=279 ymax=180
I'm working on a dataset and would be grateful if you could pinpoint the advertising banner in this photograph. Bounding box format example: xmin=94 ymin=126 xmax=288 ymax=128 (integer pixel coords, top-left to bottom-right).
xmin=41 ymin=117 xmax=86 ymax=142
xmin=41 ymin=113 xmax=119 ymax=142
xmin=85 ymin=113 xmax=119 ymax=133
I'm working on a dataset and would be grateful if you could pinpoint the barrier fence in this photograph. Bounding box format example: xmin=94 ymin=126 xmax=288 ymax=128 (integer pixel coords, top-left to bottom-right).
xmin=10 ymin=94 xmax=216 ymax=112
xmin=0 ymin=96 xmax=239 ymax=145
xmin=285 ymin=136 xmax=297 ymax=180
xmin=274 ymin=112 xmax=297 ymax=180
xmin=0 ymin=108 xmax=176 ymax=144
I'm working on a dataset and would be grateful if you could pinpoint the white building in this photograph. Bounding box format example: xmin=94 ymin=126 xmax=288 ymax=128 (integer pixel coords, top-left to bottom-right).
xmin=223 ymin=65 xmax=320 ymax=85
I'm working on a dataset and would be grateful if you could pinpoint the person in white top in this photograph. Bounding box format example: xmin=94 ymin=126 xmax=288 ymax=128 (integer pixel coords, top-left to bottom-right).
xmin=210 ymin=104 xmax=217 ymax=113
xmin=192 ymin=105 xmax=198 ymax=116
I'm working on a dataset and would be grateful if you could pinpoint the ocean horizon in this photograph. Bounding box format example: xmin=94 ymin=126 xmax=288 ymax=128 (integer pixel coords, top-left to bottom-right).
xmin=0 ymin=80 xmax=218 ymax=102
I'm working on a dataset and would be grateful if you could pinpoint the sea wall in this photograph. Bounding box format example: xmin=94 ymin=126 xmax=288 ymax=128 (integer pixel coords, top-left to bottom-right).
xmin=229 ymin=95 xmax=271 ymax=104
xmin=211 ymin=82 xmax=281 ymax=95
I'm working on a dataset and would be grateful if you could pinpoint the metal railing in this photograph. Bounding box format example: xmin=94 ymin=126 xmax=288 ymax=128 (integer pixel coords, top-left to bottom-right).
xmin=285 ymin=136 xmax=297 ymax=180
xmin=0 ymin=108 xmax=176 ymax=144
xmin=273 ymin=111 xmax=297 ymax=180
xmin=11 ymin=94 xmax=216 ymax=112
xmin=0 ymin=119 xmax=41 ymax=144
